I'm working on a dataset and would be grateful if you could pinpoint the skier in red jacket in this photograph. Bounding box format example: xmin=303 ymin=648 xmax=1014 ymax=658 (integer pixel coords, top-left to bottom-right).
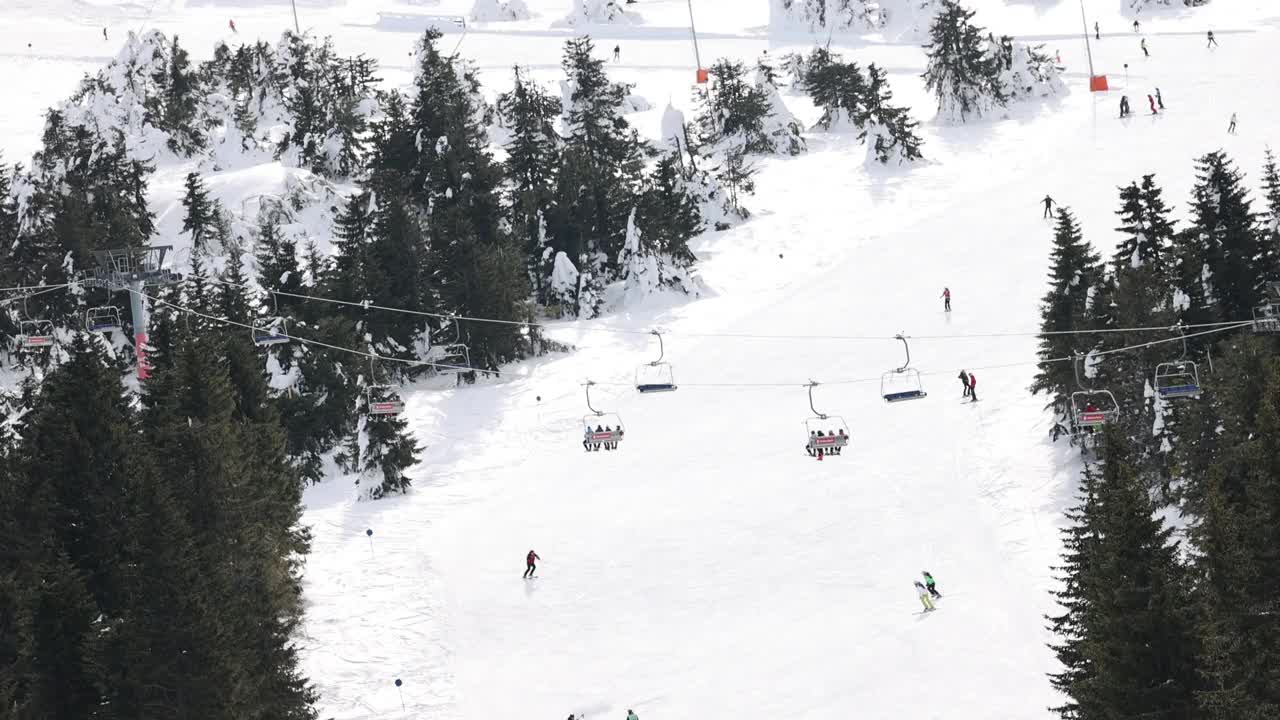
xmin=523 ymin=550 xmax=541 ymax=578
xmin=968 ymin=372 xmax=978 ymax=402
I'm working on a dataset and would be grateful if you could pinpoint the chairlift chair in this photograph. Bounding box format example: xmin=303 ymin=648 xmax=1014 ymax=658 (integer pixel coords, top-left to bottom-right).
xmin=436 ymin=344 xmax=471 ymax=374
xmin=1254 ymin=301 xmax=1280 ymax=334
xmin=367 ymin=385 xmax=406 ymax=416
xmin=881 ymin=334 xmax=928 ymax=402
xmin=635 ymin=330 xmax=677 ymax=393
xmin=581 ymin=381 xmax=624 ymax=451
xmin=16 ymin=319 xmax=55 ymax=349
xmin=1153 ymin=326 xmax=1201 ymax=398
xmin=85 ymin=306 xmax=122 ymax=333
xmin=251 ymin=317 xmax=291 ymax=346
xmin=803 ymin=381 xmax=850 ymax=458
xmin=1069 ymin=352 xmax=1119 ymax=433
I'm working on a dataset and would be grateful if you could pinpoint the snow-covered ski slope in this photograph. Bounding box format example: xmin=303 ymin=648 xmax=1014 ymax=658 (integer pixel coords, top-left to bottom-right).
xmin=5 ymin=0 xmax=1280 ymax=718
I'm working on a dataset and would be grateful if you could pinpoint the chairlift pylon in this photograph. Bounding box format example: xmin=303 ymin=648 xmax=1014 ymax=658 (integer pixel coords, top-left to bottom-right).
xmin=581 ymin=380 xmax=624 ymax=451
xmin=803 ymin=381 xmax=849 ymax=459
xmin=1153 ymin=324 xmax=1201 ymax=399
xmin=881 ymin=334 xmax=927 ymax=402
xmin=636 ymin=330 xmax=677 ymax=393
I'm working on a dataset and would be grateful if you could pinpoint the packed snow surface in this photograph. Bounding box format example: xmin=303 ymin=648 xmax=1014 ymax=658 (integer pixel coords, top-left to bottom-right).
xmin=3 ymin=0 xmax=1280 ymax=718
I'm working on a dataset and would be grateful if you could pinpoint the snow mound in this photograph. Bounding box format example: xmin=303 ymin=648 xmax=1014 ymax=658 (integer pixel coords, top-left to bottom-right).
xmin=554 ymin=0 xmax=641 ymax=27
xmin=469 ymin=0 xmax=532 ymax=22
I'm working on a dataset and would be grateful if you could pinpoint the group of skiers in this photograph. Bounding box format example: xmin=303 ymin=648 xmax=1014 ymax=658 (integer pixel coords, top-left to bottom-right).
xmin=957 ymin=370 xmax=978 ymax=402
xmin=805 ymin=428 xmax=848 ymax=459
xmin=915 ymin=571 xmax=943 ymax=611
xmin=1118 ymin=88 xmax=1164 ymax=118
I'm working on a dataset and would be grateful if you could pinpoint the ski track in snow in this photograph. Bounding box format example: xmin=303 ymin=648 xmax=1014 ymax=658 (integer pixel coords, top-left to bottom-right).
xmin=4 ymin=0 xmax=1280 ymax=718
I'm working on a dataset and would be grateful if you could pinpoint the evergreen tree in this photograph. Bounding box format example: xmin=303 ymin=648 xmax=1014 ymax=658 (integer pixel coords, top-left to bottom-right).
xmin=1031 ymin=208 xmax=1104 ymax=439
xmin=180 ymin=171 xmax=215 ymax=253
xmin=218 ymin=239 xmax=254 ymax=326
xmin=254 ymin=212 xmax=303 ymax=318
xmin=1048 ymin=428 xmax=1200 ymax=719
xmin=1175 ymin=151 xmax=1264 ymax=328
xmin=1258 ymin=149 xmax=1280 ymax=281
xmin=696 ymin=59 xmax=777 ymax=155
xmin=859 ymin=63 xmax=924 ymax=164
xmin=156 ymin=35 xmax=206 ymax=153
xmin=922 ymin=0 xmax=1005 ymax=123
xmin=801 ymin=47 xmax=868 ymax=130
xmin=496 ymin=65 xmax=562 ymax=303
xmin=354 ymin=390 xmax=420 ymax=500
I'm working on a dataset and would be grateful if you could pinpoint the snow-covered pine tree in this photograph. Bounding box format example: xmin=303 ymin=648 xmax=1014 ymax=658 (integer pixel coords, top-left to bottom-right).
xmin=497 ymin=66 xmax=562 ymax=304
xmin=1031 ymin=208 xmax=1104 ymax=439
xmin=620 ymin=152 xmax=705 ymax=301
xmin=1259 ymin=148 xmax=1280 ymax=280
xmin=151 ymin=35 xmax=208 ymax=153
xmin=922 ymin=0 xmax=1005 ymax=123
xmin=470 ymin=0 xmax=532 ymax=21
xmin=558 ymin=0 xmax=639 ymax=26
xmin=859 ymin=63 xmax=923 ymax=165
xmin=696 ymin=59 xmax=802 ymax=157
xmin=1176 ymin=151 xmax=1263 ymax=329
xmin=180 ymin=172 xmax=215 ymax=253
xmin=801 ymin=47 xmax=867 ymax=130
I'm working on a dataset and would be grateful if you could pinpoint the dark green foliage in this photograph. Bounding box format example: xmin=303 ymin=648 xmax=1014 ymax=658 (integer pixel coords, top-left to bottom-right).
xmin=144 ymin=35 xmax=207 ymax=153
xmin=861 ymin=63 xmax=924 ymax=163
xmin=636 ymin=151 xmax=701 ymax=269
xmin=181 ymin=171 xmax=215 ymax=253
xmin=696 ymin=59 xmax=776 ymax=154
xmin=922 ymin=0 xmax=1005 ymax=122
xmin=1048 ymin=429 xmax=1200 ymax=719
xmin=801 ymin=47 xmax=867 ymax=130
xmin=1031 ymin=208 xmax=1104 ymax=437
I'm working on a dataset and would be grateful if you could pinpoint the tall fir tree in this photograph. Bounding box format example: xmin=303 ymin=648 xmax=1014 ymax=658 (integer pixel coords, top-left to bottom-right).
xmin=180 ymin=171 xmax=215 ymax=254
xmin=922 ymin=0 xmax=1005 ymax=123
xmin=1031 ymin=208 xmax=1104 ymax=439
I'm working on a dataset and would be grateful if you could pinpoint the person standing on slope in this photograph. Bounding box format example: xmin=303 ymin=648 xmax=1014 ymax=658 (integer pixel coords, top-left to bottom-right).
xmin=915 ymin=581 xmax=936 ymax=612
xmin=1042 ymin=194 xmax=1056 ymax=218
xmin=229 ymin=19 xmax=238 ymax=32
xmin=1094 ymin=21 xmax=1100 ymax=40
xmin=1228 ymin=112 xmax=1237 ymax=134
xmin=1147 ymin=94 xmax=1158 ymax=115
xmin=1119 ymin=95 xmax=1131 ymax=118
xmin=1155 ymin=87 xmax=1164 ymax=110
xmin=968 ymin=372 xmax=978 ymax=402
xmin=1132 ymin=19 xmax=1139 ymax=33
xmin=523 ymin=549 xmax=541 ymax=578
xmin=1141 ymin=37 xmax=1149 ymax=57
xmin=627 ymin=710 xmax=640 ymax=720
xmin=941 ymin=287 xmax=952 ymax=312
xmin=922 ymin=571 xmax=942 ymax=599
xmin=958 ymin=370 xmax=971 ymax=398
xmin=1207 ymin=30 xmax=1218 ymax=48
xmin=613 ymin=44 xmax=621 ymax=62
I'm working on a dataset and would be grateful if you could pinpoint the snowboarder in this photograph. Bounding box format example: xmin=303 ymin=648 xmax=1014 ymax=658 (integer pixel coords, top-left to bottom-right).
xmin=1141 ymin=38 xmax=1149 ymax=57
xmin=1228 ymin=112 xmax=1237 ymax=134
xmin=1207 ymin=30 xmax=1217 ymax=48
xmin=102 ymin=27 xmax=108 ymax=40
xmin=229 ymin=19 xmax=238 ymax=32
xmin=523 ymin=550 xmax=540 ymax=578
xmin=941 ymin=287 xmax=951 ymax=312
xmin=1147 ymin=94 xmax=1158 ymax=115
xmin=1132 ymin=19 xmax=1140 ymax=33
xmin=627 ymin=710 xmax=639 ymax=720
xmin=915 ymin=581 xmax=936 ymax=612
xmin=1155 ymin=87 xmax=1164 ymax=109
xmin=958 ymin=370 xmax=971 ymax=398
xmin=1094 ymin=21 xmax=1100 ymax=40
xmin=1119 ymin=95 xmax=1131 ymax=117
xmin=968 ymin=372 xmax=978 ymax=402
xmin=1042 ymin=194 xmax=1056 ymax=218
xmin=922 ymin=571 xmax=942 ymax=599
xmin=613 ymin=44 xmax=621 ymax=62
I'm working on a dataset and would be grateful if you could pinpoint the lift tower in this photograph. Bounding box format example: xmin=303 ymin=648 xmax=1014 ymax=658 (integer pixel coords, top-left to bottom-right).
xmin=92 ymin=246 xmax=180 ymax=380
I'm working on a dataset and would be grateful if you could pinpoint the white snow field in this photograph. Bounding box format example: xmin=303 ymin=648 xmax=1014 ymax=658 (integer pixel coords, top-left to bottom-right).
xmin=5 ymin=0 xmax=1280 ymax=718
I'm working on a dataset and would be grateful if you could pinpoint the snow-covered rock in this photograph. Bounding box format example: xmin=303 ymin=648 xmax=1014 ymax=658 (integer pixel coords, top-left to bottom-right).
xmin=555 ymin=0 xmax=641 ymax=27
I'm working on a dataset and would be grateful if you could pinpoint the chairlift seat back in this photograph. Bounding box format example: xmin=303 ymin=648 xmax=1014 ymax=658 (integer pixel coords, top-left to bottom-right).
xmin=586 ymin=429 xmax=624 ymax=443
xmin=807 ymin=433 xmax=849 ymax=450
xmin=881 ymin=368 xmax=927 ymax=403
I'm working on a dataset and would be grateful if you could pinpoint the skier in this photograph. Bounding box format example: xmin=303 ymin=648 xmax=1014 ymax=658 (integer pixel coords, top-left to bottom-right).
xmin=613 ymin=44 xmax=621 ymax=62
xmin=229 ymin=18 xmax=238 ymax=32
xmin=1042 ymin=194 xmax=1056 ymax=219
xmin=1228 ymin=112 xmax=1237 ymax=134
xmin=1119 ymin=95 xmax=1131 ymax=118
xmin=1132 ymin=19 xmax=1140 ymax=33
xmin=1155 ymin=87 xmax=1164 ymax=110
xmin=958 ymin=370 xmax=971 ymax=398
xmin=1207 ymin=30 xmax=1217 ymax=48
xmin=922 ymin=571 xmax=942 ymax=599
xmin=968 ymin=372 xmax=978 ymax=402
xmin=915 ymin=581 xmax=936 ymax=612
xmin=1147 ymin=94 xmax=1158 ymax=115
xmin=627 ymin=710 xmax=639 ymax=720
xmin=1141 ymin=38 xmax=1149 ymax=57
xmin=941 ymin=287 xmax=952 ymax=312
xmin=102 ymin=27 xmax=108 ymax=40
xmin=523 ymin=549 xmax=540 ymax=578
xmin=1094 ymin=21 xmax=1100 ymax=40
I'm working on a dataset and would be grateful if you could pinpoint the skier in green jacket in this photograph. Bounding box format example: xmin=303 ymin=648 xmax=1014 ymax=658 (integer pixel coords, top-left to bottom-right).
xmin=626 ymin=710 xmax=639 ymax=720
xmin=922 ymin=571 xmax=941 ymax=599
